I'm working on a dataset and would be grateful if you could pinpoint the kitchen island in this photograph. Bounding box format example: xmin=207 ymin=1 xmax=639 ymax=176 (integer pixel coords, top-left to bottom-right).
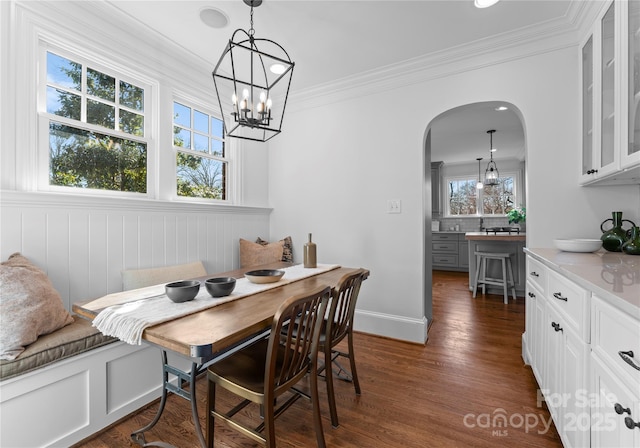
xmin=465 ymin=232 xmax=526 ymax=297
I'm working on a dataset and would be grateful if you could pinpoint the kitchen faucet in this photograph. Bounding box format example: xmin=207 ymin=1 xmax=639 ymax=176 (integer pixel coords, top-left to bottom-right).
xmin=479 ymin=217 xmax=484 ymax=231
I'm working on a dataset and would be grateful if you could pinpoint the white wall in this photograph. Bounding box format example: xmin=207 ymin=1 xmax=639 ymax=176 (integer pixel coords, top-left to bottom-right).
xmin=2 ymin=1 xmax=639 ymax=344
xmin=0 ymin=1 xmax=273 ymax=308
xmin=268 ymin=39 xmax=640 ymax=343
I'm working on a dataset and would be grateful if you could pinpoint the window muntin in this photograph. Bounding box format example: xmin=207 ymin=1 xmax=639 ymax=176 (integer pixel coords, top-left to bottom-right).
xmin=173 ymin=101 xmax=227 ymax=200
xmin=445 ymin=172 xmax=518 ymax=217
xmin=43 ymin=50 xmax=148 ymax=194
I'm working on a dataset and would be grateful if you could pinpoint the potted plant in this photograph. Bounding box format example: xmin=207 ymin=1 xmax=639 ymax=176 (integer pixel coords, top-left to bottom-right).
xmin=507 ymin=206 xmax=526 ymax=226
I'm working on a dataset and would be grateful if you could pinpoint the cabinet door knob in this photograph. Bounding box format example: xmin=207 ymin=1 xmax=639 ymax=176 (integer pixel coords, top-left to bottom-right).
xmin=551 ymin=322 xmax=563 ymax=332
xmin=615 ymin=403 xmax=631 ymax=415
xmin=624 ymin=417 xmax=640 ymax=431
xmin=528 ymin=292 xmax=535 ymax=298
xmin=530 ymin=271 xmax=539 ymax=277
xmin=618 ymin=350 xmax=640 ymax=371
xmin=553 ymin=292 xmax=568 ymax=302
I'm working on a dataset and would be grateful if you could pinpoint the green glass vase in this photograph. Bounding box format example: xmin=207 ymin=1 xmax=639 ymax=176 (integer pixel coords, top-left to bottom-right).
xmin=622 ymin=226 xmax=640 ymax=256
xmin=600 ymin=212 xmax=636 ymax=252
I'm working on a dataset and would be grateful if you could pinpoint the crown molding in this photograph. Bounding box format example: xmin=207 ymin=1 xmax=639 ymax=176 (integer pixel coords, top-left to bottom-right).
xmin=289 ymin=1 xmax=591 ymax=111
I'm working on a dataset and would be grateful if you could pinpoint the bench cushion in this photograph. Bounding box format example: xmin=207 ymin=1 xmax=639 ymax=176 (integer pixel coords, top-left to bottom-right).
xmin=0 ymin=316 xmax=115 ymax=381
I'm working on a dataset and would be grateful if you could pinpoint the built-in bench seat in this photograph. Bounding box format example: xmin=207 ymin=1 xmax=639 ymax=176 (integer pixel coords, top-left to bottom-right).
xmin=0 ymin=259 xmax=204 ymax=447
xmin=0 ymin=316 xmax=115 ymax=381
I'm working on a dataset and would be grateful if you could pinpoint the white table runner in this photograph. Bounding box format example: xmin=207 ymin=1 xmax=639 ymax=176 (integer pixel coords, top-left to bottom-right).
xmin=90 ymin=264 xmax=339 ymax=345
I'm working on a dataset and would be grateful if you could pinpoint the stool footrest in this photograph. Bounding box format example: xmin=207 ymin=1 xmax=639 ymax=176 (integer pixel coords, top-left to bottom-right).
xmin=478 ymin=278 xmax=514 ymax=287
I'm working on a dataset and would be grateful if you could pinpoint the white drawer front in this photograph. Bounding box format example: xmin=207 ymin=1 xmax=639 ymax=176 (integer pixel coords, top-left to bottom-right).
xmin=592 ymin=295 xmax=640 ymax=389
xmin=526 ymin=256 xmax=547 ymax=296
xmin=547 ymin=269 xmax=589 ymax=341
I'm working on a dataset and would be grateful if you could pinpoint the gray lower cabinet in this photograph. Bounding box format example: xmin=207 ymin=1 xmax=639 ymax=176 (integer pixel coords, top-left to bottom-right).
xmin=432 ymin=233 xmax=468 ymax=272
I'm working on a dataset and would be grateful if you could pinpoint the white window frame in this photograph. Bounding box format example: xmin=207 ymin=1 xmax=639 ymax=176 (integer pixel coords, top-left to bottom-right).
xmin=37 ymin=41 xmax=157 ymax=199
xmin=171 ymin=94 xmax=233 ymax=203
xmin=444 ymin=170 xmax=521 ymax=217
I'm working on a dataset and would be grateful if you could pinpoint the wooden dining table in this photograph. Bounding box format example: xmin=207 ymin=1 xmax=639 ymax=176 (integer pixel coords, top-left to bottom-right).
xmin=73 ymin=262 xmax=369 ymax=448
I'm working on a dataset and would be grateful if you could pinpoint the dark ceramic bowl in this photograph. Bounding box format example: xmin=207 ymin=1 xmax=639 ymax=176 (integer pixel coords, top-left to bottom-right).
xmin=165 ymin=280 xmax=201 ymax=303
xmin=244 ymin=269 xmax=285 ymax=284
xmin=205 ymin=277 xmax=237 ymax=297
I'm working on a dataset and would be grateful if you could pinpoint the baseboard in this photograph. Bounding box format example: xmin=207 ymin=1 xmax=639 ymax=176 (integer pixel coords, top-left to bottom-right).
xmin=354 ymin=309 xmax=428 ymax=344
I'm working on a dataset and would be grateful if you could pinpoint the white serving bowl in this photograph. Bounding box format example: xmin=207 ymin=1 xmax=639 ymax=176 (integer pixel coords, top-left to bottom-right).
xmin=553 ymin=239 xmax=602 ymax=253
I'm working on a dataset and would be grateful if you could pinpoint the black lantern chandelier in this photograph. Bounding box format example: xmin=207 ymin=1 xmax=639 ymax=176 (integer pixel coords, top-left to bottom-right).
xmin=212 ymin=0 xmax=294 ymax=142
xmin=484 ymin=129 xmax=500 ymax=186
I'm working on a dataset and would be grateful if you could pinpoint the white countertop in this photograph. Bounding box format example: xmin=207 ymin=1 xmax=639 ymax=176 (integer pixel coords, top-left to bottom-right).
xmin=524 ymin=248 xmax=640 ymax=318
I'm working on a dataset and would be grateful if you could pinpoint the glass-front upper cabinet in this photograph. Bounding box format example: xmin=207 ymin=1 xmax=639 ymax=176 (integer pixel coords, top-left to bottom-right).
xmin=600 ymin=2 xmax=616 ymax=171
xmin=623 ymin=0 xmax=640 ymax=168
xmin=581 ymin=1 xmax=619 ymax=184
xmin=582 ymin=36 xmax=594 ymax=178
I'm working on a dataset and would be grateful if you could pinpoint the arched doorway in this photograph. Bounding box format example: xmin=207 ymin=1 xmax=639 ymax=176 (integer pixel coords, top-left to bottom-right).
xmin=423 ymin=101 xmax=527 ymax=336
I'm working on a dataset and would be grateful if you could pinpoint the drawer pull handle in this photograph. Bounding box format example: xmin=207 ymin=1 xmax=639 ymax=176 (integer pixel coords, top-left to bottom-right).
xmin=618 ymin=350 xmax=640 ymax=371
xmin=553 ymin=292 xmax=568 ymax=302
xmin=615 ymin=403 xmax=631 ymax=415
xmin=528 ymin=292 xmax=535 ymax=298
xmin=530 ymin=271 xmax=539 ymax=277
xmin=551 ymin=322 xmax=563 ymax=332
xmin=625 ymin=417 xmax=640 ymax=431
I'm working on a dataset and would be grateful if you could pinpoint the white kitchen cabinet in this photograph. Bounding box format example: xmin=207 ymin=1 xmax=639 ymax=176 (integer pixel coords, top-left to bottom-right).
xmin=591 ymin=355 xmax=640 ymax=448
xmin=621 ymin=0 xmax=640 ymax=169
xmin=524 ymin=274 xmax=546 ymax=386
xmin=581 ymin=0 xmax=640 ymax=185
xmin=541 ymin=276 xmax=590 ymax=448
xmin=591 ymin=294 xmax=640 ymax=447
xmin=523 ymin=249 xmax=640 ymax=447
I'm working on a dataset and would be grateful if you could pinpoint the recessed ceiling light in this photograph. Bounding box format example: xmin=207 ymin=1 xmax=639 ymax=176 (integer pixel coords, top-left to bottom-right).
xmin=270 ymin=64 xmax=286 ymax=75
xmin=495 ymin=106 xmax=508 ymax=111
xmin=475 ymin=0 xmax=500 ymax=8
xmin=200 ymin=7 xmax=229 ymax=29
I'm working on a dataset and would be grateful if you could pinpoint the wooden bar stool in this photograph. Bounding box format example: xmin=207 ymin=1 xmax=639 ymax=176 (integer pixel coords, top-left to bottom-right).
xmin=473 ymin=251 xmax=516 ymax=304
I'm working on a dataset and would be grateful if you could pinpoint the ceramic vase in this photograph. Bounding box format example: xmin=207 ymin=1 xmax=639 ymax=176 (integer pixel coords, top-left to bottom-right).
xmin=601 ymin=212 xmax=636 ymax=252
xmin=622 ymin=226 xmax=640 ymax=256
xmin=303 ymin=233 xmax=317 ymax=268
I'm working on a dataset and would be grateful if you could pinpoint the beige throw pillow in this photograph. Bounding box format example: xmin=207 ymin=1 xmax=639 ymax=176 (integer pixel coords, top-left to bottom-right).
xmin=256 ymin=236 xmax=293 ymax=263
xmin=239 ymin=239 xmax=284 ymax=268
xmin=0 ymin=253 xmax=74 ymax=360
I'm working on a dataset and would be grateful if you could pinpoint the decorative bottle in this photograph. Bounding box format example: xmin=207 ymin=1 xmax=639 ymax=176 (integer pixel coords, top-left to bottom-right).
xmin=622 ymin=226 xmax=640 ymax=256
xmin=303 ymin=233 xmax=317 ymax=268
xmin=600 ymin=211 xmax=636 ymax=252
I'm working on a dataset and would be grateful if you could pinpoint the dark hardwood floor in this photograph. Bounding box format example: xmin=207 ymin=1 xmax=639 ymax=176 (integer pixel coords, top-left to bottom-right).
xmin=76 ymin=270 xmax=563 ymax=447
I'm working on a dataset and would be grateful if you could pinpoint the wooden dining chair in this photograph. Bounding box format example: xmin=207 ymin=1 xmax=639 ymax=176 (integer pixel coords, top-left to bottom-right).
xmin=320 ymin=268 xmax=366 ymax=428
xmin=206 ymin=285 xmax=331 ymax=448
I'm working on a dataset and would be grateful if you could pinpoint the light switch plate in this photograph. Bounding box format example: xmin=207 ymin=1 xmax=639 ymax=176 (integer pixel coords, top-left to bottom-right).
xmin=387 ymin=199 xmax=401 ymax=214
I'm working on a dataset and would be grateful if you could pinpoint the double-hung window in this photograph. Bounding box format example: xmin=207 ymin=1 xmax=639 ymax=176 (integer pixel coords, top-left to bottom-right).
xmin=446 ymin=172 xmax=519 ymax=216
xmin=173 ymin=101 xmax=227 ymax=200
xmin=43 ymin=49 xmax=150 ymax=194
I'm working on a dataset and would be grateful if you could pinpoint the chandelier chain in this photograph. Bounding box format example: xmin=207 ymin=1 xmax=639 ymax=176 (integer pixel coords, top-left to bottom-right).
xmin=249 ymin=4 xmax=255 ymax=36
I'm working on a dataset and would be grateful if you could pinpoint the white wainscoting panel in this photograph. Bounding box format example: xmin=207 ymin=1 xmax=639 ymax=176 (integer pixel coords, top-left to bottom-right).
xmin=0 ymin=191 xmax=272 ymax=310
